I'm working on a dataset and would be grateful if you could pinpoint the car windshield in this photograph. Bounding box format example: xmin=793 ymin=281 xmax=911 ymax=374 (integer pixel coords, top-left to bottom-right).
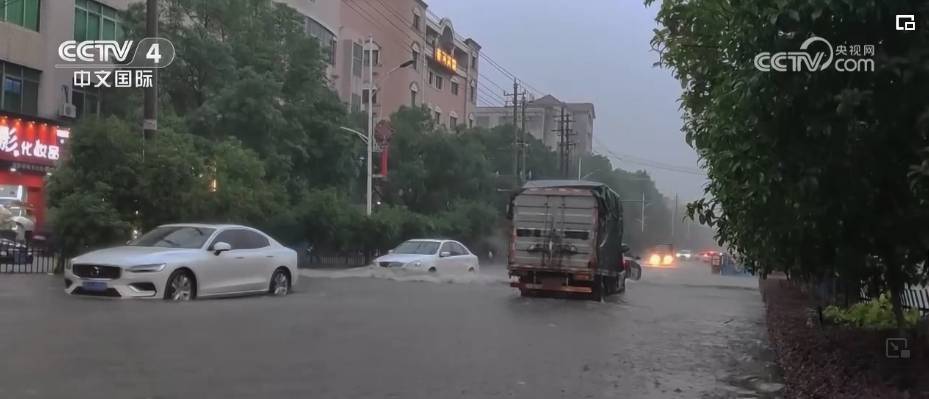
xmin=392 ymin=241 xmax=440 ymax=255
xmin=129 ymin=226 xmax=215 ymax=249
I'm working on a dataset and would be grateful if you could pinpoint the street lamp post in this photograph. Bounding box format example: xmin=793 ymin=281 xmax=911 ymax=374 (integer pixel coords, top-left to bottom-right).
xmin=366 ymin=36 xmax=375 ymax=217
xmin=344 ymin=43 xmax=416 ymax=217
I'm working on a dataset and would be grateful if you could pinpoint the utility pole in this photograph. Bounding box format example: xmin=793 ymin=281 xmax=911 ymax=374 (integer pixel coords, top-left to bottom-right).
xmin=555 ymin=106 xmax=575 ymax=178
xmin=365 ymin=35 xmax=374 ymax=216
xmin=641 ymin=192 xmax=646 ymax=233
xmin=671 ymin=194 xmax=678 ymax=243
xmin=520 ymin=92 xmax=527 ymax=182
xmin=504 ymin=79 xmax=526 ymax=187
xmin=143 ymin=0 xmax=158 ymax=140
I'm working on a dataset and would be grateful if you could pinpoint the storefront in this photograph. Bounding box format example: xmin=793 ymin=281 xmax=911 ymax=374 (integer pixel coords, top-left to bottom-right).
xmin=0 ymin=113 xmax=70 ymax=235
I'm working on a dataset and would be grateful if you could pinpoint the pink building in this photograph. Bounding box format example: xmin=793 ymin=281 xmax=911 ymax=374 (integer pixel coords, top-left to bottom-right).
xmin=336 ymin=0 xmax=481 ymax=130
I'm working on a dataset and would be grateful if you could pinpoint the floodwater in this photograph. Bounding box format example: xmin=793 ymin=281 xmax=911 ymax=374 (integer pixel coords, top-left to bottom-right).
xmin=0 ymin=260 xmax=782 ymax=398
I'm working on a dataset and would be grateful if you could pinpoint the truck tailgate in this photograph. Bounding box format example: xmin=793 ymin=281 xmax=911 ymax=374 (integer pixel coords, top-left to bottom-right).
xmin=511 ymin=189 xmax=597 ymax=269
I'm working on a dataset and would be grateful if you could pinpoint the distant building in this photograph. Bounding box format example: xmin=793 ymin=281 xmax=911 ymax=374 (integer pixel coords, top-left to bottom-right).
xmin=337 ymin=0 xmax=481 ymax=129
xmin=475 ymin=94 xmax=595 ymax=154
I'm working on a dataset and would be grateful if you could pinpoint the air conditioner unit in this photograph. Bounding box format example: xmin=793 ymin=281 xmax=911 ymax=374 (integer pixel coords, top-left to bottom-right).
xmin=59 ymin=103 xmax=77 ymax=119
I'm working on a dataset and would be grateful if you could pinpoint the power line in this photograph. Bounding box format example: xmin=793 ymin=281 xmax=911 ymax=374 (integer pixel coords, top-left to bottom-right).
xmin=593 ymin=137 xmax=706 ymax=176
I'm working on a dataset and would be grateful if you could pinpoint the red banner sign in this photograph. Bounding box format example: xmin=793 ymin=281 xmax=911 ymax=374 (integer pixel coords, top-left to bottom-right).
xmin=0 ymin=115 xmax=70 ymax=167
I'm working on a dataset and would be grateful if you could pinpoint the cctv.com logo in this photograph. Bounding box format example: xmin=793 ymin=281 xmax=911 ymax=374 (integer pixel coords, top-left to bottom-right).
xmin=754 ymin=36 xmax=876 ymax=72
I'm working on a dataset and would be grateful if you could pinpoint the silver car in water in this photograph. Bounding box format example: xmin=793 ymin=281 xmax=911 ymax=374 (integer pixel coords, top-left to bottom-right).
xmin=64 ymin=224 xmax=298 ymax=300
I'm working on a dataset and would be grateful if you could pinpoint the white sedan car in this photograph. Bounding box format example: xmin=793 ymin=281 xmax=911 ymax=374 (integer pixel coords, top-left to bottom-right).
xmin=64 ymin=224 xmax=298 ymax=300
xmin=374 ymin=239 xmax=479 ymax=273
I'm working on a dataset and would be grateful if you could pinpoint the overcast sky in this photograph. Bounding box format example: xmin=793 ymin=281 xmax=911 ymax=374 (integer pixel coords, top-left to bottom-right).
xmin=427 ymin=0 xmax=708 ymax=201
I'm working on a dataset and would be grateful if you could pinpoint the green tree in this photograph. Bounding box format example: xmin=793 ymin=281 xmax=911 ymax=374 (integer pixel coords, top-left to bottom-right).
xmin=648 ymin=0 xmax=929 ymax=328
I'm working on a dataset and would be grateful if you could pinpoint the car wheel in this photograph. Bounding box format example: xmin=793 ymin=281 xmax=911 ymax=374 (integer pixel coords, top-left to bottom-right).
xmin=428 ymin=267 xmax=437 ymax=273
xmin=467 ymin=266 xmax=476 ymax=273
xmin=164 ymin=270 xmax=196 ymax=301
xmin=269 ymin=268 xmax=290 ymax=297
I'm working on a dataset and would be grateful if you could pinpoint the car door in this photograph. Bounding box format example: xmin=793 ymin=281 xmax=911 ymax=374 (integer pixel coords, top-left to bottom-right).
xmin=436 ymin=242 xmax=458 ymax=271
xmin=199 ymin=229 xmax=256 ymax=295
xmin=236 ymin=229 xmax=276 ymax=291
xmin=451 ymin=242 xmax=478 ymax=271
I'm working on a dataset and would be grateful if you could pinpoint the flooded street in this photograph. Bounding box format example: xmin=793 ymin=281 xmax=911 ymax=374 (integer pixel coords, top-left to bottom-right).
xmin=0 ymin=261 xmax=781 ymax=398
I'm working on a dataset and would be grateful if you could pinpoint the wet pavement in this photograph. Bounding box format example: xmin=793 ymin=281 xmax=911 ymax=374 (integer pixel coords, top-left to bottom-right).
xmin=0 ymin=260 xmax=781 ymax=398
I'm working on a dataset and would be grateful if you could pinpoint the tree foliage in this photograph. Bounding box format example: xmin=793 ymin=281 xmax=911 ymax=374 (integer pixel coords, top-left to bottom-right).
xmin=648 ymin=0 xmax=929 ymax=327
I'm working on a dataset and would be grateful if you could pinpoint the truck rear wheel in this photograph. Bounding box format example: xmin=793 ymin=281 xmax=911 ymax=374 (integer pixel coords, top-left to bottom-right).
xmin=591 ymin=276 xmax=605 ymax=302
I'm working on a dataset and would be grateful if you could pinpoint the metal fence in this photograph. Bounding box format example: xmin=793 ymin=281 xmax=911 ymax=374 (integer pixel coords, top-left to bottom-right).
xmin=860 ymin=285 xmax=929 ymax=314
xmin=0 ymin=239 xmax=63 ymax=274
xmin=300 ymin=250 xmax=381 ymax=268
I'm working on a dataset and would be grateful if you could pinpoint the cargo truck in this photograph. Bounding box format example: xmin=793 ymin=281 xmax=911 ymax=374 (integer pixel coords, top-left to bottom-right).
xmin=507 ymin=180 xmax=626 ymax=300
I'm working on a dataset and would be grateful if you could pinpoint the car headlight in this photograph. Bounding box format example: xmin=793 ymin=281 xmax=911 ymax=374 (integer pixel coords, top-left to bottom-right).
xmin=127 ymin=263 xmax=167 ymax=273
xmin=662 ymin=255 xmax=674 ymax=265
xmin=649 ymin=254 xmax=661 ymax=265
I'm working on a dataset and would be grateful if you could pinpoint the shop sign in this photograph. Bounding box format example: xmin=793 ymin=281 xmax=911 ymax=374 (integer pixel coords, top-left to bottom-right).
xmin=0 ymin=116 xmax=69 ymax=166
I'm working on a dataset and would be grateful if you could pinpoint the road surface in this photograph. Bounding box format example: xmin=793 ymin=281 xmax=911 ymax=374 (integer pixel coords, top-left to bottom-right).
xmin=0 ymin=260 xmax=782 ymax=398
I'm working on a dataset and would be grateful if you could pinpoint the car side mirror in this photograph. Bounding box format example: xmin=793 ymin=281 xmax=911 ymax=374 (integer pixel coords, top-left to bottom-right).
xmin=212 ymin=242 xmax=231 ymax=255
xmin=621 ymin=244 xmax=630 ymax=253
xmin=440 ymin=251 xmax=451 ymax=258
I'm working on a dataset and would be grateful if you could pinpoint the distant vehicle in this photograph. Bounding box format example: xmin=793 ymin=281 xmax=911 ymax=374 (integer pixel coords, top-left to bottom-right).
xmin=64 ymin=224 xmax=298 ymax=300
xmin=507 ymin=180 xmax=626 ymax=300
xmin=675 ymin=249 xmax=692 ymax=259
xmin=0 ymin=187 xmax=36 ymax=241
xmin=0 ymin=238 xmax=33 ymax=264
xmin=374 ymin=239 xmax=479 ymax=273
xmin=646 ymin=244 xmax=676 ymax=267
xmin=699 ymin=250 xmax=720 ymax=263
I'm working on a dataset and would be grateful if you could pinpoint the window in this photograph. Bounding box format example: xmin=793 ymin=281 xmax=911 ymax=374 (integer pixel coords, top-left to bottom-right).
xmin=363 ymin=49 xmax=380 ymax=66
xmin=471 ymin=54 xmax=478 ymax=70
xmin=305 ymin=17 xmax=336 ymax=65
xmin=362 ymin=88 xmax=377 ymax=105
xmin=1 ymin=0 xmax=40 ymax=31
xmin=434 ymin=110 xmax=441 ymax=124
xmin=210 ymin=230 xmax=239 ymax=250
xmin=238 ymin=230 xmax=270 ymax=249
xmin=411 ymin=90 xmax=417 ymax=107
xmin=72 ymin=86 xmax=100 ymax=119
xmin=449 ymin=116 xmax=457 ymax=128
xmin=411 ymin=48 xmax=419 ymax=70
xmin=439 ymin=242 xmax=454 ymax=255
xmin=428 ymin=70 xmax=434 ymax=85
xmin=351 ymin=93 xmax=361 ymax=113
xmin=451 ymin=82 xmax=459 ymax=96
xmin=131 ymin=226 xmax=216 ymax=249
xmin=449 ymin=242 xmax=468 ymax=256
xmin=352 ymin=42 xmax=363 ymax=77
xmin=470 ymin=85 xmax=476 ymax=103
xmin=1 ymin=62 xmax=40 ymax=115
xmin=412 ymin=13 xmax=421 ymax=30
xmin=74 ymin=0 xmax=124 ymax=41
xmin=435 ymin=76 xmax=443 ymax=90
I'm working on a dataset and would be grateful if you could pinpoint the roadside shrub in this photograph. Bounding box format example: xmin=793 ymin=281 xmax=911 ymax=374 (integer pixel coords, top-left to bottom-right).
xmin=823 ymin=294 xmax=922 ymax=329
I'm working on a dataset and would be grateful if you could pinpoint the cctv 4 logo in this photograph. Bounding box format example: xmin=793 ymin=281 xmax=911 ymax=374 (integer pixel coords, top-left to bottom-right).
xmin=58 ymin=40 xmax=134 ymax=63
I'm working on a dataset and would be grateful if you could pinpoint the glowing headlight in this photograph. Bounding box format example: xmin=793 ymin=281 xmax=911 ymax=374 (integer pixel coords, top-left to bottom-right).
xmin=649 ymin=254 xmax=661 ymax=265
xmin=127 ymin=263 xmax=167 ymax=273
xmin=662 ymin=255 xmax=674 ymax=265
